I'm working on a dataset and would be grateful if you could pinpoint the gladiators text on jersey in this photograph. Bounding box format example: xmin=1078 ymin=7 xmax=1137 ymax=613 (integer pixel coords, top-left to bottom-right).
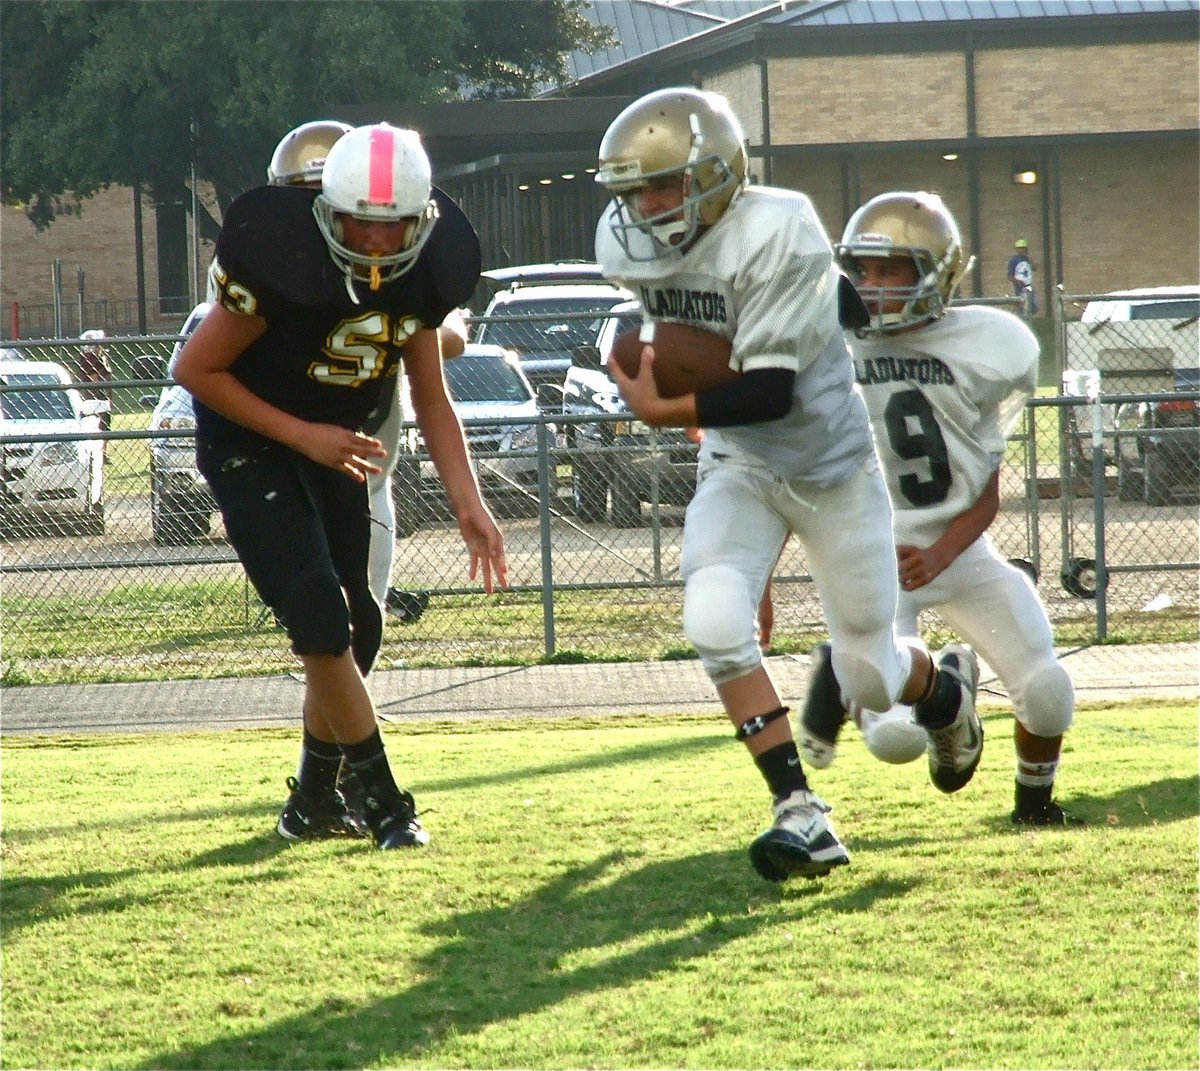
xmin=853 ymin=354 xmax=957 ymax=388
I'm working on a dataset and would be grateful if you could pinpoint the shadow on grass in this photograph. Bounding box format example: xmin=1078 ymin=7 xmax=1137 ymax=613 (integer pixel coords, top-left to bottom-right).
xmin=137 ymin=852 xmax=916 ymax=1070
xmin=1005 ymin=773 xmax=1199 ymax=830
xmin=1 ymin=832 xmax=295 ymax=939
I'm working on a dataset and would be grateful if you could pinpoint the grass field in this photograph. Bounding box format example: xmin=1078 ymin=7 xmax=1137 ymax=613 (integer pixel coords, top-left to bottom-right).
xmin=2 ymin=698 xmax=1195 ymax=1070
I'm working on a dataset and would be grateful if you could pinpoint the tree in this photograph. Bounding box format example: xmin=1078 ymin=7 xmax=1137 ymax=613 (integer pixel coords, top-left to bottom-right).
xmin=0 ymin=0 xmax=608 ymax=236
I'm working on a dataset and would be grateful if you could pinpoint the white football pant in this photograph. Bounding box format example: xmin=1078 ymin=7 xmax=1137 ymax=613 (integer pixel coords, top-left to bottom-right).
xmin=681 ymin=451 xmax=910 ymax=711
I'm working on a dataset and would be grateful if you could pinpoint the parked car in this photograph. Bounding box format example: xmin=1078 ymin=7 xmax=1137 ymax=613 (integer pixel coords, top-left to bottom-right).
xmin=472 ymin=267 xmax=633 ymax=399
xmin=0 ymin=358 xmax=105 ymax=535
xmin=1062 ymin=287 xmax=1199 ymax=505
xmin=391 ymin=344 xmax=559 ymax=534
xmin=561 ymin=300 xmax=700 ymax=526
xmin=144 ymin=302 xmax=218 ymax=545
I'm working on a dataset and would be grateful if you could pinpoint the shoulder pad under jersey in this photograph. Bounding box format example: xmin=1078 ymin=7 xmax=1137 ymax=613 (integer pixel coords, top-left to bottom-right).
xmin=422 ymin=187 xmax=482 ymax=308
xmin=216 ymin=185 xmax=341 ymax=306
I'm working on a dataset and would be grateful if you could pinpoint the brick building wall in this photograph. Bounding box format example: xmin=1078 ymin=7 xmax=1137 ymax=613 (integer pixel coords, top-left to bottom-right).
xmin=753 ymin=36 xmax=1199 ymax=296
xmin=768 ymin=54 xmax=969 ymax=144
xmin=1 ymin=185 xmax=217 ymax=339
xmin=975 ymin=41 xmax=1198 ymax=136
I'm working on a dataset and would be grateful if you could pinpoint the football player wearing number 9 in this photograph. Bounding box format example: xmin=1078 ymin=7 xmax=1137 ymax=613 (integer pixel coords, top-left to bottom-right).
xmin=176 ymin=123 xmax=508 ymax=850
xmin=799 ymin=191 xmax=1080 ymax=827
xmin=595 ymin=88 xmax=986 ymax=883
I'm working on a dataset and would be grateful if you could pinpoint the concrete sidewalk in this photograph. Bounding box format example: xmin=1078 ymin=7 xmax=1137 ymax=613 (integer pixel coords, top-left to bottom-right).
xmin=2 ymin=644 xmax=1195 ymax=736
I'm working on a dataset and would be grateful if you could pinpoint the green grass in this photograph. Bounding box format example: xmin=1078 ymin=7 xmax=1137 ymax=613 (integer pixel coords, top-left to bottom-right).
xmin=3 ymin=700 xmax=1196 ymax=1069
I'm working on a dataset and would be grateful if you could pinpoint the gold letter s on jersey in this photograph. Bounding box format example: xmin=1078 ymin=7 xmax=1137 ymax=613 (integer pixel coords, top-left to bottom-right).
xmin=309 ymin=313 xmax=423 ymax=385
xmin=313 ymin=313 xmax=396 ymax=386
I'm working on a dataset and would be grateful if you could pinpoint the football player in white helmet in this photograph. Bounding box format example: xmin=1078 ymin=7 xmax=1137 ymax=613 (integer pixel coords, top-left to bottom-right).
xmin=596 ymin=88 xmax=986 ymax=884
xmin=176 ymin=121 xmax=505 ymax=851
xmin=265 ymin=120 xmax=467 ymax=617
xmin=794 ymin=191 xmax=1080 ymax=826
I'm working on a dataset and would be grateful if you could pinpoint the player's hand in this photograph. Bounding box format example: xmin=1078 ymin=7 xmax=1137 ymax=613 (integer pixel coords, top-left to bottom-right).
xmin=300 ymin=426 xmax=387 ymax=482
xmin=607 ymin=344 xmax=670 ymax=424
xmin=896 ymin=544 xmax=949 ymax=591
xmin=456 ymin=502 xmax=509 ymax=594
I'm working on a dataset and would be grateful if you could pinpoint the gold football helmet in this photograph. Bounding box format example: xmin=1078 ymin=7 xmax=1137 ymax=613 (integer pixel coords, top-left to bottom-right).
xmin=836 ymin=191 xmax=971 ymax=334
xmin=267 ymin=120 xmax=352 ymax=186
xmin=596 ymin=87 xmax=747 ymax=261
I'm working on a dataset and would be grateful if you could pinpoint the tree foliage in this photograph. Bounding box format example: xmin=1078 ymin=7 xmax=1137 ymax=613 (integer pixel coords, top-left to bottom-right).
xmin=0 ymin=0 xmax=608 ymax=234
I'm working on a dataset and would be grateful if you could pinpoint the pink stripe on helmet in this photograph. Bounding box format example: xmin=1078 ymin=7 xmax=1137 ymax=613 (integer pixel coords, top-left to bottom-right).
xmin=366 ymin=126 xmax=395 ymax=204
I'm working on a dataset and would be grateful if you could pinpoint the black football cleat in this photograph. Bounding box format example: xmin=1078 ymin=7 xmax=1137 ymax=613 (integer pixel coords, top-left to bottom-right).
xmin=277 ymin=777 xmax=369 ymax=841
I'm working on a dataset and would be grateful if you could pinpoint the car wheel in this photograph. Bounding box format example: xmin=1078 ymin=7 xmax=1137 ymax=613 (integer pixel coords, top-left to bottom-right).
xmin=1143 ymin=447 xmax=1172 ymax=506
xmin=152 ymin=491 xmax=208 ymax=546
xmin=572 ymin=458 xmax=608 ymax=522
xmin=390 ymin=458 xmax=422 ymax=538
xmin=1115 ymin=443 xmax=1144 ymax=502
xmin=610 ymin=471 xmax=642 ymax=528
xmin=77 ymin=498 xmax=105 ymax=537
xmin=1061 ymin=557 xmax=1098 ymax=599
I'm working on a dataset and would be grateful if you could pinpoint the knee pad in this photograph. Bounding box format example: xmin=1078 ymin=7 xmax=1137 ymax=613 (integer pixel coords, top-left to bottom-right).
xmin=858 ymin=705 xmax=926 ymax=765
xmin=1014 ymin=661 xmax=1075 ymax=737
xmin=277 ymin=566 xmax=351 ymax=658
xmin=683 ymin=564 xmax=760 ymax=682
xmin=832 ymin=646 xmax=902 ymax=716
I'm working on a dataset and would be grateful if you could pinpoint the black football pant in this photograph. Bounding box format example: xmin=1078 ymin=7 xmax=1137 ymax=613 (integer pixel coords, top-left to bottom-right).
xmin=197 ymin=437 xmax=382 ymax=675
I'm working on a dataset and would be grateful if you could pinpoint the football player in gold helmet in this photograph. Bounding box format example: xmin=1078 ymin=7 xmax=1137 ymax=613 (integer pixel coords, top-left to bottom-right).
xmin=596 ymin=89 xmax=986 ymax=883
xmin=795 ymin=191 xmax=1080 ymax=827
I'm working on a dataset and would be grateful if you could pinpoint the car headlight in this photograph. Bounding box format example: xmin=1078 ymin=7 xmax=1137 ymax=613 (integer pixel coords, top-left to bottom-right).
xmin=613 ymin=419 xmax=653 ymax=438
xmin=508 ymin=425 xmax=538 ymax=450
xmin=40 ymin=442 xmax=77 ymax=466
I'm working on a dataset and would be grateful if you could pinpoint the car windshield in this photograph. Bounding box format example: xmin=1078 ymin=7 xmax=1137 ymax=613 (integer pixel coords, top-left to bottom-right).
xmin=0 ymin=374 xmax=75 ymax=421
xmin=444 ymin=358 xmax=530 ymax=404
xmin=478 ymin=298 xmax=621 ymax=355
xmin=1130 ymin=298 xmax=1200 ymax=322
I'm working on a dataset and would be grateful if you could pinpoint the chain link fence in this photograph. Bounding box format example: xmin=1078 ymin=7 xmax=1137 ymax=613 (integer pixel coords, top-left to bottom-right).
xmin=2 ymin=298 xmax=1196 ymax=687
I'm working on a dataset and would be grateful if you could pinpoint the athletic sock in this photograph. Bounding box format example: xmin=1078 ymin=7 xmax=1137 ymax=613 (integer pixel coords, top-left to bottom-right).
xmin=339 ymin=728 xmax=403 ymax=821
xmin=912 ymin=669 xmax=961 ymax=731
xmin=754 ymin=741 xmax=809 ymax=803
xmin=1015 ymin=759 xmax=1059 ymax=813
xmin=297 ymin=730 xmax=342 ymax=798
xmin=1014 ymin=781 xmax=1055 ymax=814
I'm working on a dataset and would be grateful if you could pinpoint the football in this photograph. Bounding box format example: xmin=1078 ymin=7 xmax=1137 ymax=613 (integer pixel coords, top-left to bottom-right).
xmin=608 ymin=322 xmax=738 ymax=399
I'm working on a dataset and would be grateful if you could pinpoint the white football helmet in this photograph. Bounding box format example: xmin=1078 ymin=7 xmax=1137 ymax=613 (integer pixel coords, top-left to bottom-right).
xmin=313 ymin=123 xmax=439 ymax=290
xmin=267 ymin=120 xmax=352 ymax=186
xmin=836 ymin=191 xmax=972 ymax=334
xmin=596 ymin=87 xmax=747 ymax=261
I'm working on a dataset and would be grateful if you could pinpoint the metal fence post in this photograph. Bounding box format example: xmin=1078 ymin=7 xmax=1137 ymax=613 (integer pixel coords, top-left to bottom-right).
xmin=1090 ymin=392 xmax=1109 ymax=639
xmin=536 ymin=418 xmax=556 ymax=658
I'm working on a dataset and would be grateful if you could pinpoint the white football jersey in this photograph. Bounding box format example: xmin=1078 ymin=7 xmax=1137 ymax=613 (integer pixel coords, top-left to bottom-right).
xmin=596 ymin=185 xmax=874 ymax=487
xmin=850 ymin=305 xmax=1038 ymax=547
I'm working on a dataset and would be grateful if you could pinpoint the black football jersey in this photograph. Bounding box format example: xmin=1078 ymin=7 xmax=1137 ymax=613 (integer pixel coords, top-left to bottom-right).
xmin=197 ymin=184 xmax=480 ymax=441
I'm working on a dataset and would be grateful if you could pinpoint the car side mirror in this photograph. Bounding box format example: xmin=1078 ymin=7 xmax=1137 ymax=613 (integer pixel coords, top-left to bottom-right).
xmin=131 ymin=354 xmax=166 ymax=381
xmin=571 ymin=344 xmax=602 ymax=370
xmin=537 ymin=382 xmax=564 ymax=410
